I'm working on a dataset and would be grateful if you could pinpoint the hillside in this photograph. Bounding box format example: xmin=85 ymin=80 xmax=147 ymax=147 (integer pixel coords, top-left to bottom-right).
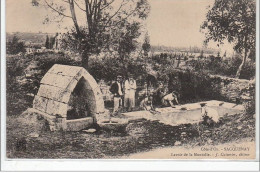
xmin=6 ymin=32 xmax=55 ymax=45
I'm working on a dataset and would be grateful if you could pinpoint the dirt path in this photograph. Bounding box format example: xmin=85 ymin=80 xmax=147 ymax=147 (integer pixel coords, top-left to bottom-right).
xmin=121 ymin=138 xmax=255 ymax=159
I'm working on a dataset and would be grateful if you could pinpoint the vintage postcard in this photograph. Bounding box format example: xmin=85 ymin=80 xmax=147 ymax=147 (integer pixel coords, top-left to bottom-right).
xmin=1 ymin=0 xmax=259 ymax=171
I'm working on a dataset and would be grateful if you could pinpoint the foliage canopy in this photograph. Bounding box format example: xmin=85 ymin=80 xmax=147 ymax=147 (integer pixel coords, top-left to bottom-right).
xmin=201 ymin=0 xmax=256 ymax=78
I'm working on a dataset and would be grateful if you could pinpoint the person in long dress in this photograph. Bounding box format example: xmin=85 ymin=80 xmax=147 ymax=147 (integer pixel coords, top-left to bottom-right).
xmin=124 ymin=74 xmax=136 ymax=112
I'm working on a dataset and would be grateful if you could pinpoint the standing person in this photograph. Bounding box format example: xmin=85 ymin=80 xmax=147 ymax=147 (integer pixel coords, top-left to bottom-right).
xmin=153 ymin=81 xmax=166 ymax=106
xmin=124 ymin=74 xmax=137 ymax=112
xmin=110 ymin=75 xmax=123 ymax=114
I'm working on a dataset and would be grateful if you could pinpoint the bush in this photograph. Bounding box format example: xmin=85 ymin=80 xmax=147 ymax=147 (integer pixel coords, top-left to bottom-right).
xmin=243 ymin=82 xmax=255 ymax=116
xmin=6 ymin=36 xmax=26 ymax=55
xmin=166 ymin=70 xmax=223 ymax=103
xmin=6 ymin=52 xmax=80 ymax=116
xmin=186 ymin=55 xmax=255 ymax=80
xmin=88 ymin=56 xmax=147 ymax=82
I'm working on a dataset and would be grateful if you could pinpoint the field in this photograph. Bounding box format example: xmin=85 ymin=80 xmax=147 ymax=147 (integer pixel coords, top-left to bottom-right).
xmin=6 ymin=32 xmax=54 ymax=44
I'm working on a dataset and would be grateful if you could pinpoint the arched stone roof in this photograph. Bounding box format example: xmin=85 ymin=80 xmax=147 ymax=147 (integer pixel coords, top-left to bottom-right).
xmin=33 ymin=64 xmax=104 ymax=118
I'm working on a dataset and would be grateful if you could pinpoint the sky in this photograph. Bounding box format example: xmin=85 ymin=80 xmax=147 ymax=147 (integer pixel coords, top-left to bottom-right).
xmin=6 ymin=0 xmax=233 ymax=52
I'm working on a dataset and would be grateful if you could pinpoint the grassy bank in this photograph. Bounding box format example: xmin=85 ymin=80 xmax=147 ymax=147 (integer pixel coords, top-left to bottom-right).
xmin=6 ymin=110 xmax=255 ymax=159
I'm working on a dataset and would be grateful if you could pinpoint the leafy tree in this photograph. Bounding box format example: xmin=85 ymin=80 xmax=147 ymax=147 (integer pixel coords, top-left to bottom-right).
xmin=49 ymin=36 xmax=56 ymax=49
xmin=117 ymin=21 xmax=141 ymax=60
xmin=201 ymin=0 xmax=256 ymax=78
xmin=200 ymin=50 xmax=204 ymax=58
xmin=142 ymin=32 xmax=151 ymax=57
xmin=33 ymin=0 xmax=150 ymax=69
xmin=6 ymin=36 xmax=26 ymax=55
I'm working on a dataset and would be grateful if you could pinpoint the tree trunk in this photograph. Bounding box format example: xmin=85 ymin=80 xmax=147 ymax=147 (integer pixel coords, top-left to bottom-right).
xmin=235 ymin=49 xmax=250 ymax=79
xmin=81 ymin=51 xmax=89 ymax=69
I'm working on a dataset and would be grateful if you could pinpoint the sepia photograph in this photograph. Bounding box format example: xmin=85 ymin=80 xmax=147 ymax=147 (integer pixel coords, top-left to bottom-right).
xmin=1 ymin=0 xmax=259 ymax=170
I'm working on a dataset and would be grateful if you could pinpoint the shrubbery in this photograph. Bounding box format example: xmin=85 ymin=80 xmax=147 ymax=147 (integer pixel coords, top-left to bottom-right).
xmin=186 ymin=55 xmax=255 ymax=80
xmin=6 ymin=51 xmax=255 ymax=116
xmin=88 ymin=56 xmax=147 ymax=82
xmin=6 ymin=52 xmax=80 ymax=116
xmin=6 ymin=36 xmax=26 ymax=55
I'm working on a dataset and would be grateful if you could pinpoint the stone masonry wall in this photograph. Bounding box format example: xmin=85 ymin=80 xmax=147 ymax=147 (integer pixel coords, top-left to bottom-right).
xmin=209 ymin=75 xmax=255 ymax=103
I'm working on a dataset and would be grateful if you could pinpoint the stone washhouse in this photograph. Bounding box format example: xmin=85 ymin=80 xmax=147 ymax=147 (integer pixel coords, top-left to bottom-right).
xmin=32 ymin=64 xmax=105 ymax=131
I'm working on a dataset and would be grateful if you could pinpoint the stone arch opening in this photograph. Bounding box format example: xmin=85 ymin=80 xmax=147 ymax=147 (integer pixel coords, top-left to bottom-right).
xmin=67 ymin=77 xmax=97 ymax=120
xmin=32 ymin=64 xmax=105 ymax=131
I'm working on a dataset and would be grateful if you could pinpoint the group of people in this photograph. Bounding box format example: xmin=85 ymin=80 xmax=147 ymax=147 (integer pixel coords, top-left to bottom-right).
xmin=109 ymin=74 xmax=220 ymax=126
xmin=140 ymin=83 xmax=179 ymax=111
xmin=110 ymin=75 xmax=180 ymax=114
xmin=110 ymin=75 xmax=137 ymax=113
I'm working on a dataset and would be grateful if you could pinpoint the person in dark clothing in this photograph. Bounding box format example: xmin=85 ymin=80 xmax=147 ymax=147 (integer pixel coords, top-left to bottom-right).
xmin=153 ymin=82 xmax=166 ymax=106
xmin=110 ymin=75 xmax=123 ymax=113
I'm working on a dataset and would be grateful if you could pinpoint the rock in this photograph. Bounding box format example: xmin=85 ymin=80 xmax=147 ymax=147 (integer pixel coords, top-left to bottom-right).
xmin=98 ymin=118 xmax=128 ymax=131
xmin=83 ymin=128 xmax=96 ymax=133
xmin=227 ymin=122 xmax=232 ymax=126
xmin=235 ymin=119 xmax=241 ymax=123
xmin=237 ymin=126 xmax=242 ymax=130
xmin=204 ymin=130 xmax=211 ymax=133
xmin=28 ymin=132 xmax=39 ymax=138
xmin=181 ymin=132 xmax=187 ymax=136
xmin=174 ymin=141 xmax=181 ymax=146
xmin=207 ymin=139 xmax=213 ymax=144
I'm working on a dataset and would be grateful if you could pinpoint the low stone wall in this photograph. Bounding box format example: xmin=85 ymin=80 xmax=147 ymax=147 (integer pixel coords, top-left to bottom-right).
xmin=170 ymin=69 xmax=255 ymax=104
xmin=209 ymin=75 xmax=255 ymax=103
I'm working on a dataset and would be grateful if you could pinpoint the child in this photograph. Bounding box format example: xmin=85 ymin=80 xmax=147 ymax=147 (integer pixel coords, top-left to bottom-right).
xmin=161 ymin=91 xmax=179 ymax=107
xmin=200 ymin=103 xmax=220 ymax=125
xmin=140 ymin=95 xmax=154 ymax=111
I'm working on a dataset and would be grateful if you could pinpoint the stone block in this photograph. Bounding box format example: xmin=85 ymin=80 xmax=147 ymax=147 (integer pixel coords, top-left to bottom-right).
xmin=73 ymin=68 xmax=85 ymax=81
xmin=65 ymin=117 xmax=93 ymax=131
xmin=56 ymin=90 xmax=71 ymax=103
xmin=93 ymin=87 xmax=103 ymax=98
xmin=66 ymin=78 xmax=79 ymax=91
xmin=48 ymin=64 xmax=83 ymax=77
xmin=121 ymin=111 xmax=153 ymax=121
xmin=33 ymin=96 xmax=48 ymax=113
xmin=41 ymin=73 xmax=73 ymax=89
xmin=97 ymin=118 xmax=128 ymax=131
xmin=82 ymin=73 xmax=99 ymax=90
xmin=37 ymin=85 xmax=71 ymax=103
xmin=46 ymin=100 xmax=68 ymax=117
